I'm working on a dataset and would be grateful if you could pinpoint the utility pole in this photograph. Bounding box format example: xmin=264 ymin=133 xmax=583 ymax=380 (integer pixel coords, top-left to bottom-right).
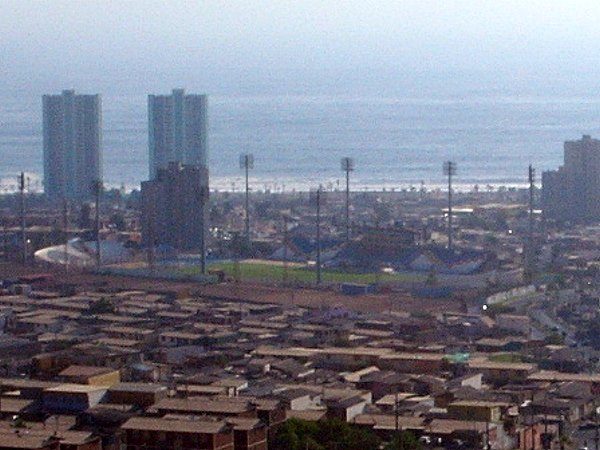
xmin=340 ymin=157 xmax=354 ymax=242
xmin=200 ymin=177 xmax=209 ymax=275
xmin=19 ymin=173 xmax=26 ymax=264
xmin=148 ymin=218 xmax=155 ymax=275
xmin=595 ymin=407 xmax=599 ymax=450
xmin=395 ymin=391 xmax=399 ymax=433
xmin=443 ymin=161 xmax=457 ymax=250
xmin=239 ymin=153 xmax=254 ymax=251
xmin=526 ymin=165 xmax=536 ymax=283
xmin=282 ymin=214 xmax=289 ymax=285
xmin=315 ymin=186 xmax=323 ymax=285
xmin=63 ymin=199 xmax=69 ymax=272
xmin=93 ymin=180 xmax=102 ymax=268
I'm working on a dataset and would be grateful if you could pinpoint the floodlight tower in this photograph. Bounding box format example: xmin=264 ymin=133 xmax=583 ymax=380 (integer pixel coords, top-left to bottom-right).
xmin=240 ymin=154 xmax=254 ymax=249
xmin=526 ymin=165 xmax=536 ymax=282
xmin=282 ymin=214 xmax=289 ymax=285
xmin=340 ymin=157 xmax=355 ymax=242
xmin=443 ymin=161 xmax=457 ymax=250
xmin=19 ymin=173 xmax=26 ymax=264
xmin=316 ymin=186 xmax=323 ymax=285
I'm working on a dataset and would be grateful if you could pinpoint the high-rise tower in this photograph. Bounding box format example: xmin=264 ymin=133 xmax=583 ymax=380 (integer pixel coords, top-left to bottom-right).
xmin=43 ymin=90 xmax=102 ymax=200
xmin=542 ymin=135 xmax=600 ymax=222
xmin=148 ymin=89 xmax=208 ymax=179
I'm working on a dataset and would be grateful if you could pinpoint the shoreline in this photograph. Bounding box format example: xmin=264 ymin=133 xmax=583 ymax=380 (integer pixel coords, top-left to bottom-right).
xmin=0 ymin=173 xmax=533 ymax=195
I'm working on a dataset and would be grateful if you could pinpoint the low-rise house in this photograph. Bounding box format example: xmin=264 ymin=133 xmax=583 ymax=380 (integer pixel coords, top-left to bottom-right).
xmin=495 ymin=314 xmax=531 ymax=335
xmin=475 ymin=337 xmax=527 ymax=353
xmin=0 ymin=398 xmax=38 ymax=421
xmin=277 ymin=388 xmax=320 ymax=411
xmin=425 ymin=419 xmax=500 ymax=449
xmin=447 ymin=400 xmax=508 ymax=422
xmin=468 ymin=360 xmax=536 ymax=384
xmin=227 ymin=418 xmax=267 ymax=450
xmin=353 ymin=413 xmax=425 ymax=439
xmin=158 ymin=332 xmax=204 ymax=347
xmin=105 ymin=325 xmax=156 ymax=344
xmin=154 ymin=398 xmax=258 ymax=419
xmin=0 ymin=433 xmax=59 ymax=450
xmin=121 ymin=417 xmax=234 ymax=450
xmin=325 ymin=395 xmax=367 ymax=422
xmin=15 ymin=315 xmax=63 ymax=335
xmin=313 ymin=347 xmax=392 ymax=370
xmin=270 ymin=359 xmax=314 ymax=380
xmin=378 ymin=352 xmax=447 ymax=374
xmin=211 ymin=379 xmax=248 ymax=397
xmin=108 ymin=383 xmax=168 ymax=409
xmin=43 ymin=384 xmax=108 ymax=413
xmin=355 ymin=370 xmax=413 ymax=400
xmin=250 ymin=398 xmax=285 ymax=436
xmin=58 ymin=366 xmax=120 ymax=386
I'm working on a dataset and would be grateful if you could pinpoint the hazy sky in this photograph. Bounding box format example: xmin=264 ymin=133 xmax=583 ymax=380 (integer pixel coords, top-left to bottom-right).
xmin=3 ymin=1 xmax=600 ymax=95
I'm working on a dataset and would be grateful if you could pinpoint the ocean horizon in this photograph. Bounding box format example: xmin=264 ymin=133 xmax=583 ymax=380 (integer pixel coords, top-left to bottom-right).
xmin=2 ymin=89 xmax=600 ymax=194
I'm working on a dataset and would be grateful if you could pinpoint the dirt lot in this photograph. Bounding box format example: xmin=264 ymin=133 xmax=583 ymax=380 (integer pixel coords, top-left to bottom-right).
xmin=0 ymin=262 xmax=464 ymax=315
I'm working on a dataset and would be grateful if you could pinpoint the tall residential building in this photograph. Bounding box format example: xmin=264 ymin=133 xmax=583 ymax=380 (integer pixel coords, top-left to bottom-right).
xmin=542 ymin=135 xmax=600 ymax=222
xmin=148 ymin=89 xmax=208 ymax=179
xmin=43 ymin=90 xmax=102 ymax=200
xmin=141 ymin=162 xmax=209 ymax=250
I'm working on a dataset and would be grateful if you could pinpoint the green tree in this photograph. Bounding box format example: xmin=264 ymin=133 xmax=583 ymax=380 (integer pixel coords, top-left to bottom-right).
xmin=385 ymin=431 xmax=422 ymax=450
xmin=85 ymin=297 xmax=115 ymax=315
xmin=272 ymin=418 xmax=381 ymax=450
xmin=272 ymin=418 xmax=322 ymax=450
xmin=545 ymin=331 xmax=565 ymax=345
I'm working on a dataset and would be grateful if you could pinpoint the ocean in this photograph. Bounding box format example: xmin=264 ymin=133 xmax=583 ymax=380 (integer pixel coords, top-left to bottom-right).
xmin=2 ymin=91 xmax=600 ymax=193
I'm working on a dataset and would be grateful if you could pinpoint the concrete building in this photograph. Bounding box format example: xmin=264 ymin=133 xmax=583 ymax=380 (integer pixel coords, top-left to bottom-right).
xmin=121 ymin=417 xmax=234 ymax=450
xmin=148 ymin=89 xmax=208 ymax=179
xmin=141 ymin=162 xmax=209 ymax=250
xmin=43 ymin=90 xmax=102 ymax=201
xmin=542 ymin=135 xmax=600 ymax=222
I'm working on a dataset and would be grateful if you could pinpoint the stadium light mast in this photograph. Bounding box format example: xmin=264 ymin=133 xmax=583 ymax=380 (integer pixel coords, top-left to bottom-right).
xmin=526 ymin=165 xmax=536 ymax=282
xmin=340 ymin=157 xmax=355 ymax=242
xmin=282 ymin=214 xmax=289 ymax=285
xmin=316 ymin=186 xmax=323 ymax=285
xmin=443 ymin=161 xmax=457 ymax=250
xmin=19 ymin=173 xmax=26 ymax=264
xmin=239 ymin=154 xmax=254 ymax=249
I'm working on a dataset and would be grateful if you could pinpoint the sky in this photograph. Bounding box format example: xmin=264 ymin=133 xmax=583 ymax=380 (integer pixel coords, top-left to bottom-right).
xmin=3 ymin=1 xmax=600 ymax=95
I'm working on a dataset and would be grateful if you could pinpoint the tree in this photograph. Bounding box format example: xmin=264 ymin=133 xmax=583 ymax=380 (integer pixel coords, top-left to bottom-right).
xmin=272 ymin=418 xmax=381 ymax=450
xmin=85 ymin=297 xmax=115 ymax=315
xmin=272 ymin=418 xmax=322 ymax=450
xmin=545 ymin=331 xmax=565 ymax=346
xmin=385 ymin=431 xmax=422 ymax=450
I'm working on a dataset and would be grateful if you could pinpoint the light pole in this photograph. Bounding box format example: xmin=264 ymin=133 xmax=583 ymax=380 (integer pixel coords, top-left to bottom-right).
xmin=63 ymin=199 xmax=69 ymax=272
xmin=443 ymin=161 xmax=457 ymax=250
xmin=92 ymin=180 xmax=103 ymax=268
xmin=340 ymin=157 xmax=354 ymax=242
xmin=19 ymin=173 xmax=26 ymax=264
xmin=525 ymin=165 xmax=536 ymax=283
xmin=239 ymin=154 xmax=254 ymax=250
xmin=317 ymin=187 xmax=322 ymax=285
xmin=312 ymin=186 xmax=325 ymax=285
xmin=282 ymin=214 xmax=289 ymax=285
